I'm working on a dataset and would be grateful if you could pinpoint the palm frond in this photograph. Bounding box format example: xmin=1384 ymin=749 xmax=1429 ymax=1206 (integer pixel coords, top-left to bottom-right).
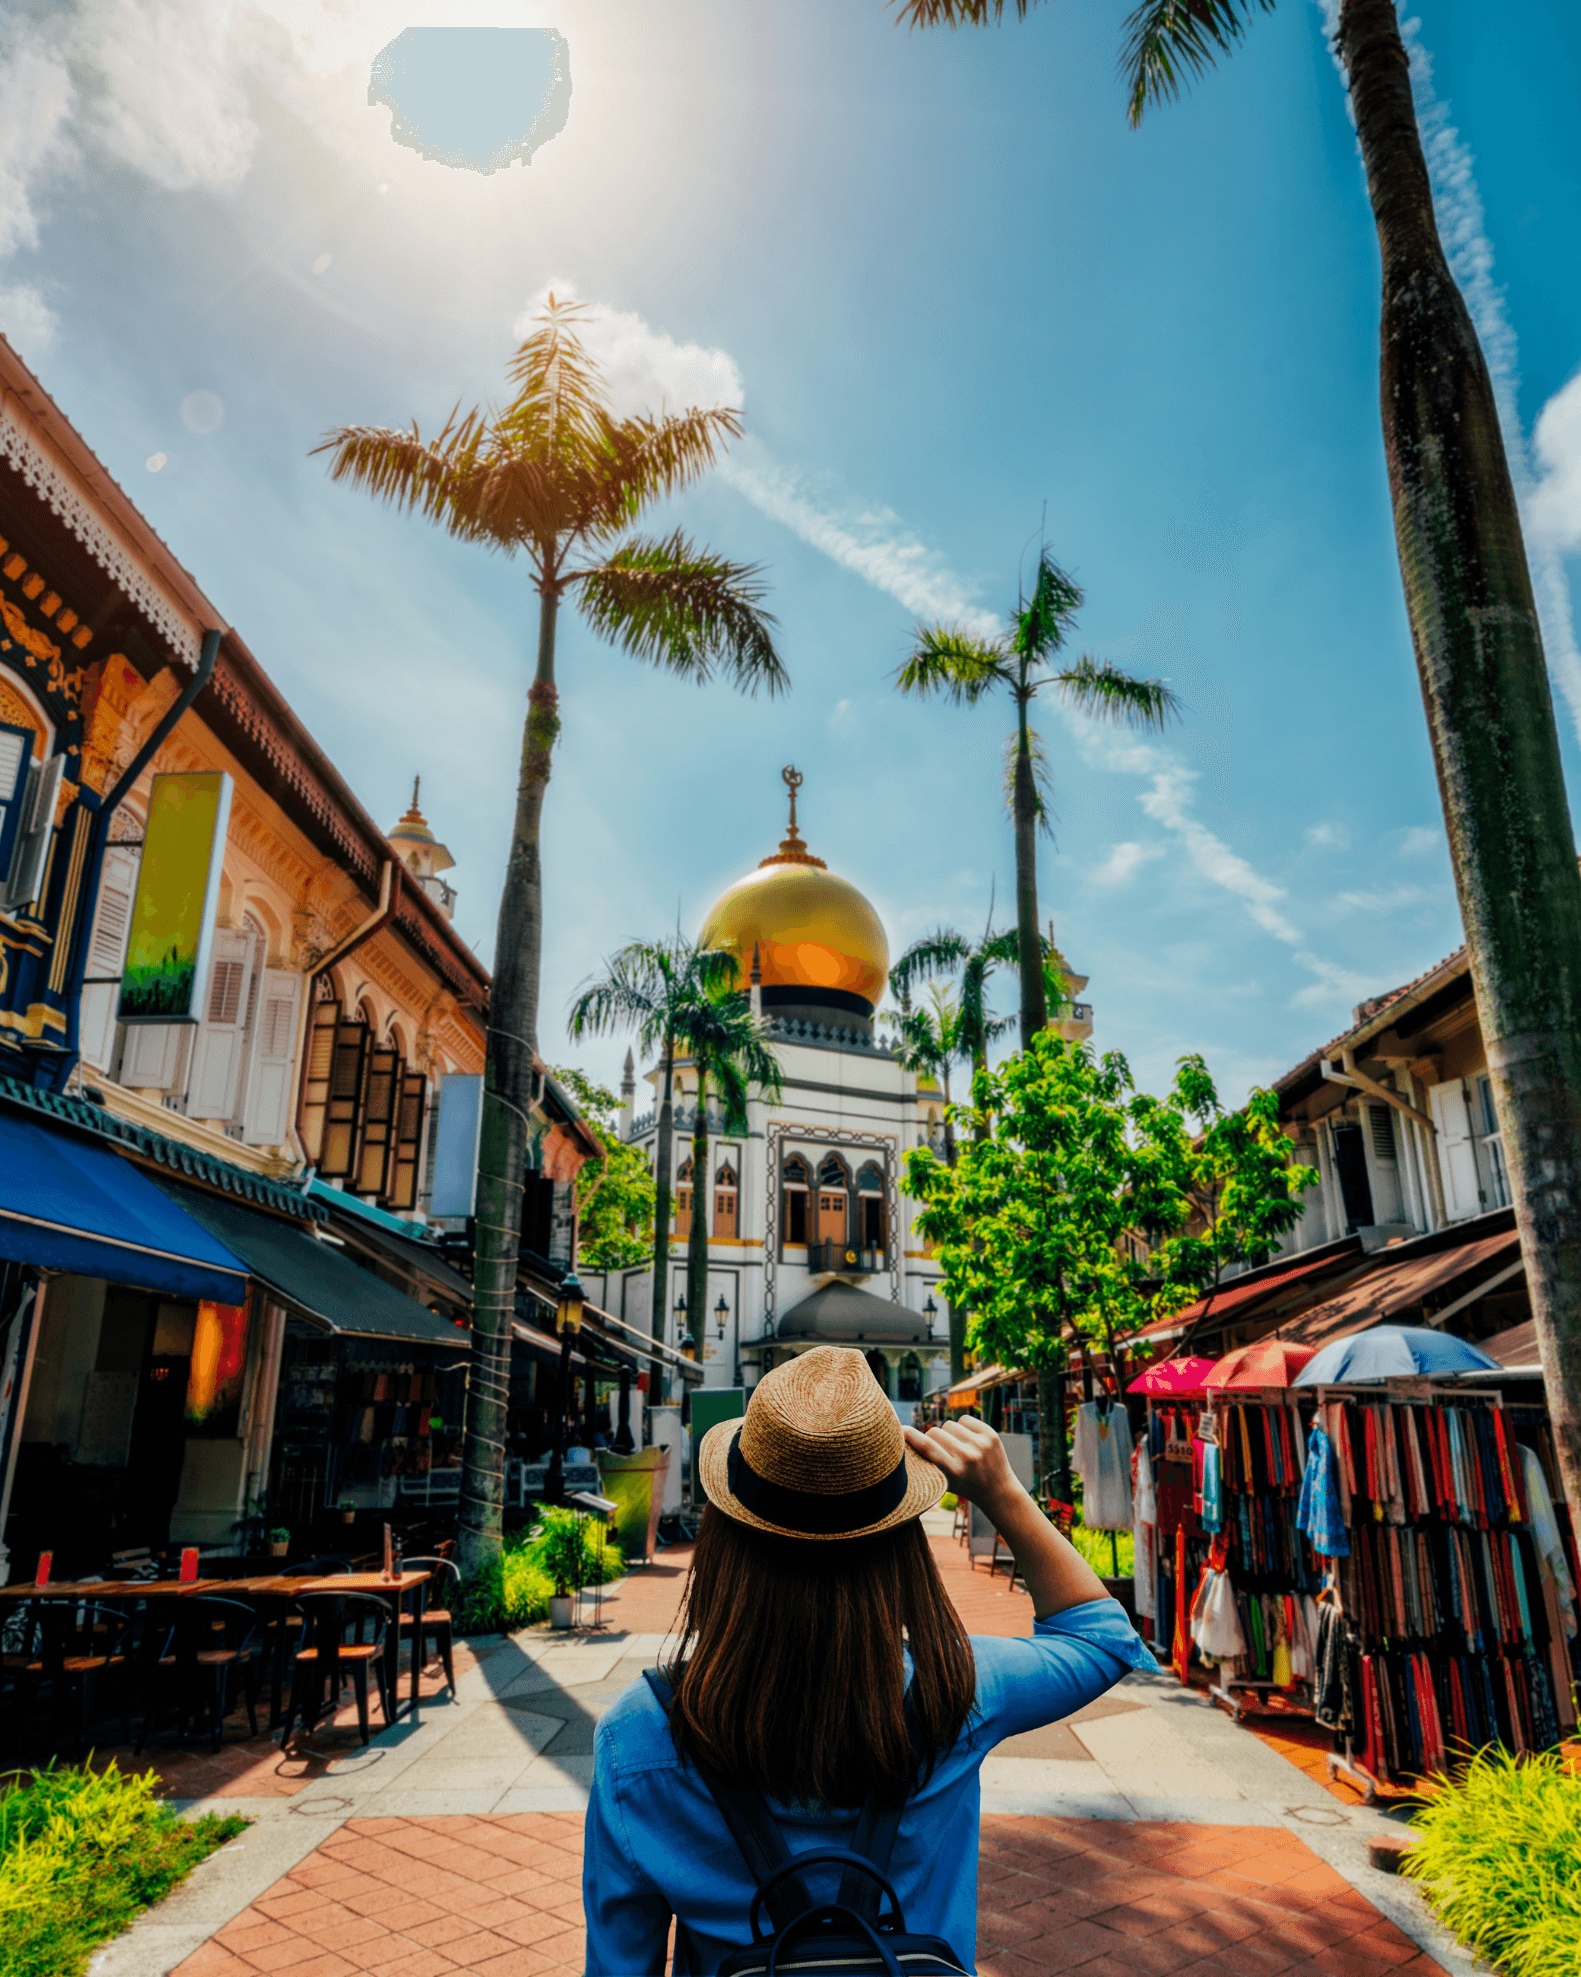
xmin=894 ymin=627 xmax=1011 ymax=705
xmin=312 ymin=409 xmax=494 ymax=536
xmin=889 ymin=929 xmax=971 ymax=1005
xmin=890 ymin=0 xmax=1041 ymax=25
xmin=503 ymin=297 xmax=616 ymax=462
xmin=1014 ymin=549 xmax=1084 ymax=663
xmin=569 ymin=406 xmax=745 ymax=544
xmin=1002 ymin=725 xmax=1055 ymax=838
xmin=1119 ymin=0 xmax=1275 ymax=128
xmin=1054 ymin=656 xmax=1182 ymax=733
xmin=571 ymin=533 xmax=786 ymax=696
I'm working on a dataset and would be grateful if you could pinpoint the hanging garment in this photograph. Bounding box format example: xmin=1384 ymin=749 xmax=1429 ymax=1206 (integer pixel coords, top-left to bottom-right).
xmin=1133 ymin=1444 xmax=1158 ymax=1620
xmin=1073 ymin=1401 xmax=1135 ymax=1529
xmin=1172 ymin=1524 xmax=1191 ymax=1682
xmin=1199 ymin=1440 xmax=1224 ymax=1535
xmin=1190 ymin=1568 xmax=1248 ymax=1662
xmin=1296 ymin=1422 xmax=1350 ymax=1557
xmin=1520 ymin=1444 xmax=1578 ymax=1638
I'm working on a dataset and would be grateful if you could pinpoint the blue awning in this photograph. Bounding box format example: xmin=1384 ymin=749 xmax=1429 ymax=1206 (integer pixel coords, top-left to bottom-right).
xmin=0 ymin=1108 xmax=249 ymax=1303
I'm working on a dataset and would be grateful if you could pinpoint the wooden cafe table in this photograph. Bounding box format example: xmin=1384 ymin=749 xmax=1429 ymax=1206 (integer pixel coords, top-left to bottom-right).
xmin=296 ymin=1570 xmax=432 ymax=1728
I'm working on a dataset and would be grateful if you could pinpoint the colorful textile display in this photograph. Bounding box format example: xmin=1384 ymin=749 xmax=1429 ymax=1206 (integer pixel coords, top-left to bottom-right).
xmin=1133 ymin=1443 xmax=1158 ymax=1620
xmin=1296 ymin=1421 xmax=1350 ymax=1557
xmin=1072 ymin=1399 xmax=1134 ymax=1529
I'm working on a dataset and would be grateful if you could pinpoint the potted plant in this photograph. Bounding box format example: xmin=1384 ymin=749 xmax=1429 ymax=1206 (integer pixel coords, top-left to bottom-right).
xmin=339 ymin=1497 xmax=357 ymax=1526
xmin=537 ymin=1507 xmax=588 ymax=1630
xmin=267 ymin=1526 xmax=291 ymax=1558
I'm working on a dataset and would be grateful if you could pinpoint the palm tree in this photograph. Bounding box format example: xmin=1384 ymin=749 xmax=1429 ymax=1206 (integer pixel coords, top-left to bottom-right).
xmin=896 ymin=549 xmax=1178 ymax=1049
xmin=675 ymin=984 xmax=784 ymax=1357
xmin=890 ymin=0 xmax=1581 ymax=1608
xmin=568 ymin=937 xmax=740 ymax=1400
xmin=891 ymin=923 xmax=1021 ymax=1105
xmin=318 ymin=301 xmax=787 ymax=1578
xmin=885 ymin=981 xmax=971 ymax=1167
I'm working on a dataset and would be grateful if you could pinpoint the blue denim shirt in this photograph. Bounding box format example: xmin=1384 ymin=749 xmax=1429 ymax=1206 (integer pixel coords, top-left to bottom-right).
xmin=583 ymin=1596 xmax=1154 ymax=1975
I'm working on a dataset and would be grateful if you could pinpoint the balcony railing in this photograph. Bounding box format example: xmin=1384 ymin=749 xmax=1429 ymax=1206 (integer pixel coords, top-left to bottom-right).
xmin=806 ymin=1240 xmax=884 ymax=1278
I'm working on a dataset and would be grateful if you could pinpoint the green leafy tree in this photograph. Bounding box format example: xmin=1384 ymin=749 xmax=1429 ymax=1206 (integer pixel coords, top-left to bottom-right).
xmin=904 ymin=1032 xmax=1192 ymax=1497
xmin=568 ymin=938 xmax=740 ymax=1394
xmin=890 ymin=0 xmax=1581 ymax=1584
xmin=1141 ymin=1054 xmax=1322 ymax=1302
xmin=318 ymin=300 xmax=786 ymax=1579
xmin=552 ymin=1067 xmax=655 ymax=1272
xmin=895 ymin=551 xmax=1178 ymax=1048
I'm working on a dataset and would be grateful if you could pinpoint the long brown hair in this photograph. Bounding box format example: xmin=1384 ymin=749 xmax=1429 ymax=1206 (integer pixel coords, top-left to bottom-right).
xmin=664 ymin=1505 xmax=975 ymax=1808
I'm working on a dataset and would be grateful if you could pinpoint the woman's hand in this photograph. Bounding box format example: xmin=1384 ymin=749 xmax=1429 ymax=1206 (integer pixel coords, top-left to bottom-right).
xmin=904 ymin=1415 xmax=1021 ymax=1515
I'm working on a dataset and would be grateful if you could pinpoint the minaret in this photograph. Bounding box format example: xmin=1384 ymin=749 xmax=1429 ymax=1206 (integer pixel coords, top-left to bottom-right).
xmin=1047 ymin=919 xmax=1093 ymax=1043
xmin=387 ymin=776 xmax=458 ymax=919
xmin=619 ymin=1046 xmax=636 ymax=1140
xmin=750 ymin=942 xmax=763 ymax=1022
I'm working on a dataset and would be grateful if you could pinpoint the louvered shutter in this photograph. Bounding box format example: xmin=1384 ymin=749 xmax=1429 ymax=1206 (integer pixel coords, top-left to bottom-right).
xmin=1428 ymin=1080 xmax=1482 ymax=1220
xmin=300 ymin=997 xmax=340 ymax=1161
xmin=319 ymin=1020 xmax=369 ymax=1177
xmin=0 ymin=721 xmax=32 ymax=880
xmin=187 ymin=928 xmax=258 ymax=1120
xmin=384 ymin=1069 xmax=428 ymax=1210
xmin=79 ymin=844 xmax=141 ymax=1071
xmin=355 ymin=1045 xmax=400 ymax=1194
xmin=4 ymin=752 xmax=65 ymax=911
xmin=241 ymin=968 xmax=303 ymax=1146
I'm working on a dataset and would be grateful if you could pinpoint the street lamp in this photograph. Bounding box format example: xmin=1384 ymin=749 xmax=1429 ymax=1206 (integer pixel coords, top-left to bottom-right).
xmin=715 ymin=1294 xmax=729 ymax=1340
xmin=544 ymin=1271 xmax=585 ymax=1504
xmin=924 ymin=1294 xmax=938 ymax=1337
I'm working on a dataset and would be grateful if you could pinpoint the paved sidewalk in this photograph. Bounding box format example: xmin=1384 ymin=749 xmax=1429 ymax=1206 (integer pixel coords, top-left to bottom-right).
xmin=89 ymin=1519 xmax=1476 ymax=1977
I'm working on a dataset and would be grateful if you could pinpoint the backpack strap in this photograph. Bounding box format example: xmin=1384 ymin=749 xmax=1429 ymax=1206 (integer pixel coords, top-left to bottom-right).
xmin=643 ymin=1669 xmax=813 ymax=1932
xmin=835 ymin=1682 xmax=920 ymax=1923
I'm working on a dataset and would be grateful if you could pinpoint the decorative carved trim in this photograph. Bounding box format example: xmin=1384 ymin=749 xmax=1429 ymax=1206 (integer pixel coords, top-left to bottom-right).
xmin=0 ymin=399 xmax=200 ymax=668
xmin=763 ymin=1121 xmax=900 ymax=1330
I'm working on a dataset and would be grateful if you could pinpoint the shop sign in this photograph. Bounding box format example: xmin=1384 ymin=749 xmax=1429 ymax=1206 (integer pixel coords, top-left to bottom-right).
xmin=119 ymin=770 xmax=232 ymax=1023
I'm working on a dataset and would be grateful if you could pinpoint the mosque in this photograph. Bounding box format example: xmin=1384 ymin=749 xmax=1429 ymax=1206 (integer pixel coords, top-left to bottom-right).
xmin=580 ymin=768 xmax=1093 ymax=1420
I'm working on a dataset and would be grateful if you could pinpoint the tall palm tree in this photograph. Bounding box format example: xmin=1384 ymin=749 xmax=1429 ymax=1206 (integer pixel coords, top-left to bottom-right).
xmin=896 ymin=549 xmax=1178 ymax=1049
xmin=568 ymin=937 xmax=740 ymax=1400
xmin=675 ymin=984 xmax=784 ymax=1357
xmin=891 ymin=1 xmax=1581 ymax=1516
xmin=318 ymin=302 xmax=787 ymax=1578
xmin=885 ymin=981 xmax=971 ymax=1167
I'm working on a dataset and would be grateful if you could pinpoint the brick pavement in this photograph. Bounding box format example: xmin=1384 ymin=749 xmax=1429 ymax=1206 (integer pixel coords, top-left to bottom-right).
xmin=172 ymin=1809 xmax=1445 ymax=1976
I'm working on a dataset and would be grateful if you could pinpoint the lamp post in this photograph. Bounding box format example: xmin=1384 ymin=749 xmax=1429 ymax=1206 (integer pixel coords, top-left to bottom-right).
xmin=714 ymin=1294 xmax=729 ymax=1341
xmin=544 ymin=1270 xmax=585 ymax=1506
xmin=924 ymin=1294 xmax=938 ymax=1336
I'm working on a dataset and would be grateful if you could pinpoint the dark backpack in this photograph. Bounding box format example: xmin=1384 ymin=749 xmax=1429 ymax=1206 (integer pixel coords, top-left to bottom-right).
xmin=644 ymin=1670 xmax=970 ymax=1977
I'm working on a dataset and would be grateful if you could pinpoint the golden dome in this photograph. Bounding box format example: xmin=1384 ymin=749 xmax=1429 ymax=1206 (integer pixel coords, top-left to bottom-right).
xmin=699 ymin=768 xmax=889 ymax=1014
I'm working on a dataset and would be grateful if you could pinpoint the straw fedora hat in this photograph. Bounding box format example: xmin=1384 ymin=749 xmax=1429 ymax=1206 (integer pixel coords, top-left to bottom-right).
xmin=698 ymin=1345 xmax=946 ymax=1541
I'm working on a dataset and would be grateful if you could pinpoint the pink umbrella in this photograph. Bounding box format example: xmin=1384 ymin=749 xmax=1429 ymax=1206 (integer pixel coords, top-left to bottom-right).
xmin=1202 ymin=1339 xmax=1317 ymax=1391
xmin=1126 ymin=1355 xmax=1217 ymax=1396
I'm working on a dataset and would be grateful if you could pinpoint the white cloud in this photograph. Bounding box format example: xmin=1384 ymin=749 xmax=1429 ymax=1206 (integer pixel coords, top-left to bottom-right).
xmin=78 ymin=0 xmax=258 ymax=192
xmin=0 ymin=15 xmax=76 ymax=262
xmin=1331 ymin=883 xmax=1427 ymax=915
xmin=0 ymin=282 xmax=59 ymax=356
xmin=1532 ymin=368 xmax=1581 ymax=551
xmin=513 ymin=278 xmax=745 ymax=422
xmin=1091 ymin=840 xmax=1163 ymax=888
xmin=1305 ymin=821 xmax=1348 ymax=849
xmin=1400 ymin=825 xmax=1441 ymax=856
xmin=828 ymin=699 xmax=854 ymax=730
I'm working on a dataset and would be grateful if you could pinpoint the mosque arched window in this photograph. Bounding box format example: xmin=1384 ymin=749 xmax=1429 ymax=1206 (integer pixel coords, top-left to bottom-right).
xmin=815 ymin=1154 xmax=850 ymax=1246
xmin=781 ymin=1154 xmax=811 ymax=1249
xmin=856 ymin=1161 xmax=886 ymax=1252
xmin=898 ymin=1352 xmax=924 ymax=1403
xmin=714 ymin=1160 xmax=739 ymax=1240
xmin=675 ymin=1157 xmax=694 ymax=1240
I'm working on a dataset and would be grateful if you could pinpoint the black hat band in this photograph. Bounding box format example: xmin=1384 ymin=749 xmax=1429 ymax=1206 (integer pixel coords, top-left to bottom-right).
xmin=726 ymin=1429 xmax=909 ymax=1534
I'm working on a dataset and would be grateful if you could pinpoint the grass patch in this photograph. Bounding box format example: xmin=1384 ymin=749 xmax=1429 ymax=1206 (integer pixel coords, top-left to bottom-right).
xmin=459 ymin=1513 xmax=626 ymax=1634
xmin=1068 ymin=1520 xmax=1133 ymax=1577
xmin=0 ymin=1761 xmax=247 ymax=1977
xmin=1402 ymin=1747 xmax=1581 ymax=1977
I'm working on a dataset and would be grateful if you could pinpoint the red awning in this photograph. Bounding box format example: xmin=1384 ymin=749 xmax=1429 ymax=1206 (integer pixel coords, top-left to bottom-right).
xmin=1132 ymin=1250 xmax=1359 ymax=1342
xmin=1274 ymin=1229 xmax=1521 ymax=1349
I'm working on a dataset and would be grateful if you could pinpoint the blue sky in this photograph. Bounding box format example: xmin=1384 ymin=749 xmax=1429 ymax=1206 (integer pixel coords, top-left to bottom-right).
xmin=3 ymin=0 xmax=1580 ymax=1107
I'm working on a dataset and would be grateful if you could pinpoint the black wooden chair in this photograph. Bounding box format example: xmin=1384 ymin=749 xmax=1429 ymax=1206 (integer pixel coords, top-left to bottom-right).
xmin=279 ymin=1593 xmax=391 ymax=1747
xmin=6 ymin=1602 xmax=132 ymax=1758
xmin=395 ymin=1556 xmax=459 ymax=1695
xmin=138 ymin=1597 xmax=262 ymax=1752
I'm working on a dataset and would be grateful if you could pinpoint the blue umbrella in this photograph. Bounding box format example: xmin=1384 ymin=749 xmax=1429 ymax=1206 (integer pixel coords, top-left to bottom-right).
xmin=1292 ymin=1324 xmax=1500 ymax=1387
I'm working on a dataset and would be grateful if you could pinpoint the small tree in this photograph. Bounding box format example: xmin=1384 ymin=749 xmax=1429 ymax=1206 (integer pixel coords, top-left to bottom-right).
xmin=553 ymin=1067 xmax=655 ymax=1272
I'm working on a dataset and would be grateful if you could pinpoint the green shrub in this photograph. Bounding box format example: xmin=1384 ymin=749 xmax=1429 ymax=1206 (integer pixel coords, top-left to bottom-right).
xmin=457 ymin=1513 xmax=625 ymax=1632
xmin=939 ymin=1491 xmax=959 ymax=1511
xmin=1403 ymin=1747 xmax=1581 ymax=1977
xmin=0 ymin=1761 xmax=247 ymax=1977
xmin=1068 ymin=1519 xmax=1133 ymax=1576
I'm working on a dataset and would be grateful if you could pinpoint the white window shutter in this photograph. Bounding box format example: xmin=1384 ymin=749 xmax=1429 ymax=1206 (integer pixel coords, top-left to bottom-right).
xmin=80 ymin=844 xmax=141 ymax=1072
xmin=241 ymin=968 xmax=302 ymax=1145
xmin=4 ymin=752 xmax=65 ymax=911
xmin=121 ymin=1021 xmax=184 ymax=1089
xmin=1428 ymin=1080 xmax=1482 ymax=1220
xmin=187 ymin=929 xmax=257 ymax=1120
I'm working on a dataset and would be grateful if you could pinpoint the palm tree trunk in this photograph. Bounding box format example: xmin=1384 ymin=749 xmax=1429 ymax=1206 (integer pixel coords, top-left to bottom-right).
xmin=458 ymin=585 xmax=561 ymax=1582
xmin=687 ymin=1066 xmax=711 ymax=1354
xmin=942 ymin=1064 xmax=957 ymax=1169
xmin=1012 ymin=695 xmax=1047 ymax=1046
xmin=651 ymin=1033 xmax=676 ymax=1404
xmin=1341 ymin=0 xmax=1581 ymax=1511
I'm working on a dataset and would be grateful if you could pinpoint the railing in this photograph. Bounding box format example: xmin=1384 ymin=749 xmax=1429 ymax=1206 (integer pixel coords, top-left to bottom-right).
xmin=765 ymin=1015 xmax=895 ymax=1056
xmin=806 ymin=1240 xmax=884 ymax=1277
xmin=625 ymin=1105 xmax=728 ymax=1140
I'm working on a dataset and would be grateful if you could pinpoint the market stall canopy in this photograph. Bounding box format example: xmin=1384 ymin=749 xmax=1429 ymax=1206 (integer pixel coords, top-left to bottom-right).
xmin=942 ymin=1363 xmax=1019 ymax=1408
xmin=1292 ymin=1325 xmax=1500 ymax=1387
xmin=156 ymin=1179 xmax=463 ymax=1346
xmin=1128 ymin=1243 xmax=1361 ymax=1344
xmin=0 ymin=1108 xmax=248 ymax=1304
xmin=1203 ymin=1340 xmax=1317 ymax=1391
xmin=775 ymin=1281 xmax=933 ymax=1345
xmin=1475 ymin=1318 xmax=1543 ymax=1373
xmin=1275 ymin=1229 xmax=1520 ymax=1351
xmin=1126 ymin=1355 xmax=1217 ymax=1396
